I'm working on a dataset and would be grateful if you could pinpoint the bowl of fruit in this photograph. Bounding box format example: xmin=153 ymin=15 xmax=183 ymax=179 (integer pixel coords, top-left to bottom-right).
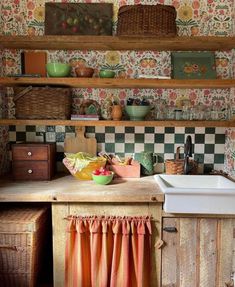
xmin=92 ymin=167 xmax=114 ymax=185
xmin=63 ymin=152 xmax=106 ymax=180
xmin=125 ymin=98 xmax=151 ymax=121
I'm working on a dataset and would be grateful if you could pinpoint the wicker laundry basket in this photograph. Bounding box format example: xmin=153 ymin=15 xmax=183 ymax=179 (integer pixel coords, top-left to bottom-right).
xmin=14 ymin=86 xmax=71 ymax=119
xmin=0 ymin=206 xmax=48 ymax=287
xmin=117 ymin=4 xmax=177 ymax=36
xmin=165 ymin=146 xmax=198 ymax=175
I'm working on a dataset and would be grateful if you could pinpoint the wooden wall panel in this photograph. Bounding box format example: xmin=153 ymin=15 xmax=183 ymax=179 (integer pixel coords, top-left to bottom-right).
xmin=161 ymin=217 xmax=179 ymax=287
xmin=179 ymin=218 xmax=197 ymax=287
xmin=217 ymin=219 xmax=235 ymax=287
xmin=199 ymin=219 xmax=217 ymax=287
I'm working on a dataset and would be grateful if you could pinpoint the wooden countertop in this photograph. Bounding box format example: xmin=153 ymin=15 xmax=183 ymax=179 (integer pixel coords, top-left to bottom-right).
xmin=0 ymin=175 xmax=164 ymax=203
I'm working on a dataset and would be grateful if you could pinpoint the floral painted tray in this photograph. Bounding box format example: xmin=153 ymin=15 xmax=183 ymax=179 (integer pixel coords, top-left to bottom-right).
xmin=171 ymin=52 xmax=217 ymax=79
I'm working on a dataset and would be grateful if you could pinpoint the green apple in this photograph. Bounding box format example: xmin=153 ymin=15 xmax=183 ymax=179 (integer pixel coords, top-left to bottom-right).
xmin=73 ymin=18 xmax=79 ymax=25
xmin=66 ymin=17 xmax=73 ymax=26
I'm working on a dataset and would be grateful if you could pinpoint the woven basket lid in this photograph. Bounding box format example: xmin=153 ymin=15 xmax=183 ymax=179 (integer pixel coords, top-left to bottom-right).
xmin=0 ymin=207 xmax=48 ymax=232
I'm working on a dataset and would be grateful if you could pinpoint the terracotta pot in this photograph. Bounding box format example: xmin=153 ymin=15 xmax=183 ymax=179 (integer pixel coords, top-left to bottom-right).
xmin=112 ymin=105 xmax=122 ymax=121
xmin=75 ymin=67 xmax=94 ymax=77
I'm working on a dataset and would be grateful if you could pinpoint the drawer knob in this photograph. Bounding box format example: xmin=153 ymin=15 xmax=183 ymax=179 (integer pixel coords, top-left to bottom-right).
xmin=28 ymin=169 xmax=33 ymax=174
xmin=27 ymin=152 xmax=32 ymax=156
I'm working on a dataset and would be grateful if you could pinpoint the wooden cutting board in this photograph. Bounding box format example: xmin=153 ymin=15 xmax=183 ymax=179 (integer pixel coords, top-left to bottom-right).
xmin=64 ymin=126 xmax=97 ymax=155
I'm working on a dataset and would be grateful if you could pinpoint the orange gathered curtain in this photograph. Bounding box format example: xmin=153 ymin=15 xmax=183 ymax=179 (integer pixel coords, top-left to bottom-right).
xmin=65 ymin=216 xmax=152 ymax=287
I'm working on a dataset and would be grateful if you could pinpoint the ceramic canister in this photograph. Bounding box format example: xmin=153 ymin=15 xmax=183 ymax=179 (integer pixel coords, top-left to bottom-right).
xmin=137 ymin=152 xmax=158 ymax=176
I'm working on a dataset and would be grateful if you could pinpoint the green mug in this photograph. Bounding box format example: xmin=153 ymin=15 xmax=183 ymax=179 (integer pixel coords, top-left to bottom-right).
xmin=137 ymin=152 xmax=158 ymax=176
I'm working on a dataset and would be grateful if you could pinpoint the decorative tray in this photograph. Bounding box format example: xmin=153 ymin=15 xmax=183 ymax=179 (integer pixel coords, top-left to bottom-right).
xmin=171 ymin=51 xmax=217 ymax=79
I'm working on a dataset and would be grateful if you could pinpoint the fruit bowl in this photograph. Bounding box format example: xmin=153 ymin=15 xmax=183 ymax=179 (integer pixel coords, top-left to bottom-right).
xmin=75 ymin=67 xmax=94 ymax=78
xmin=63 ymin=155 xmax=106 ymax=180
xmin=92 ymin=168 xmax=114 ymax=185
xmin=125 ymin=105 xmax=151 ymax=121
xmin=46 ymin=63 xmax=71 ymax=77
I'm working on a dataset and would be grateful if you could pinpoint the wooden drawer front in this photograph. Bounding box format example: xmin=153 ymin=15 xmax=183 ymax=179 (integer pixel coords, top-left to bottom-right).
xmin=12 ymin=146 xmax=48 ymax=161
xmin=13 ymin=161 xmax=50 ymax=180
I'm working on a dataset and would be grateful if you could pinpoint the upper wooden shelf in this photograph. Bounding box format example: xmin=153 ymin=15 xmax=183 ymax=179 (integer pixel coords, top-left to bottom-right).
xmin=0 ymin=119 xmax=234 ymax=127
xmin=0 ymin=35 xmax=235 ymax=51
xmin=1 ymin=77 xmax=235 ymax=89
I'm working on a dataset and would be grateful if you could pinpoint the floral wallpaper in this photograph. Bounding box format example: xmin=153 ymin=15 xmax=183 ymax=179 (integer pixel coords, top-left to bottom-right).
xmin=0 ymin=0 xmax=235 ymax=175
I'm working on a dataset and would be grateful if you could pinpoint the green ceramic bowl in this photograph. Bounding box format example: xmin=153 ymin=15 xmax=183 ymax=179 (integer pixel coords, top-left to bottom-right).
xmin=46 ymin=63 xmax=71 ymax=77
xmin=92 ymin=172 xmax=114 ymax=185
xmin=99 ymin=70 xmax=115 ymax=78
xmin=125 ymin=105 xmax=151 ymax=121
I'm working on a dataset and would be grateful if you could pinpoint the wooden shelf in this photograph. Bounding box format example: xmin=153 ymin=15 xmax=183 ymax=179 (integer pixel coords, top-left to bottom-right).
xmin=0 ymin=36 xmax=234 ymax=51
xmin=0 ymin=119 xmax=234 ymax=127
xmin=1 ymin=77 xmax=235 ymax=89
xmin=1 ymin=35 xmax=234 ymax=128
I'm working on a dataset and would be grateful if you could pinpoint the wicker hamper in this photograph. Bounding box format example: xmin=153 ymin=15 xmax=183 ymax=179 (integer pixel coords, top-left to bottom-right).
xmin=165 ymin=146 xmax=198 ymax=175
xmin=14 ymin=86 xmax=71 ymax=119
xmin=0 ymin=206 xmax=48 ymax=287
xmin=117 ymin=4 xmax=177 ymax=36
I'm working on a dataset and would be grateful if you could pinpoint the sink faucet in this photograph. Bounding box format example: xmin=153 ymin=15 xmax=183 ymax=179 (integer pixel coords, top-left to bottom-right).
xmin=184 ymin=135 xmax=193 ymax=175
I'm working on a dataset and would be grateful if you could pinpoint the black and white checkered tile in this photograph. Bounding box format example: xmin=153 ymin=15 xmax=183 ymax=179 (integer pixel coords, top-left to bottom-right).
xmin=9 ymin=125 xmax=226 ymax=173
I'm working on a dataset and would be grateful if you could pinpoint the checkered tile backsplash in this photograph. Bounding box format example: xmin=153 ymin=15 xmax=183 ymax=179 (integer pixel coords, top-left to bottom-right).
xmin=8 ymin=125 xmax=226 ymax=173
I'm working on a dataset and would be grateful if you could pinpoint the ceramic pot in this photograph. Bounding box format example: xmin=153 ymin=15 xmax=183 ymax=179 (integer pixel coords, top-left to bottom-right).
xmin=138 ymin=152 xmax=158 ymax=175
xmin=101 ymin=99 xmax=113 ymax=120
xmin=75 ymin=67 xmax=94 ymax=77
xmin=112 ymin=105 xmax=122 ymax=121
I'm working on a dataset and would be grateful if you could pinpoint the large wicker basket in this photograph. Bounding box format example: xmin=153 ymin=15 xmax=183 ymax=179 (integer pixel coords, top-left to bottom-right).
xmin=116 ymin=4 xmax=177 ymax=36
xmin=14 ymin=86 xmax=71 ymax=119
xmin=165 ymin=146 xmax=198 ymax=175
xmin=0 ymin=206 xmax=48 ymax=287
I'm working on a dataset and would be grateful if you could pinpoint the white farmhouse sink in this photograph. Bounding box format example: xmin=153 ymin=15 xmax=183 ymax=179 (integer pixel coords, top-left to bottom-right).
xmin=154 ymin=174 xmax=235 ymax=214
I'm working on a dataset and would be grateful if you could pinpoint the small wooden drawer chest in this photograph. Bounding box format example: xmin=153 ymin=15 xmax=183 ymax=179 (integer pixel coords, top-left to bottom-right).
xmin=11 ymin=143 xmax=56 ymax=180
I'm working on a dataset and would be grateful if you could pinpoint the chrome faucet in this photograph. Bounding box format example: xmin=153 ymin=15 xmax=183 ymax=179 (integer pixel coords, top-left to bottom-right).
xmin=184 ymin=135 xmax=193 ymax=175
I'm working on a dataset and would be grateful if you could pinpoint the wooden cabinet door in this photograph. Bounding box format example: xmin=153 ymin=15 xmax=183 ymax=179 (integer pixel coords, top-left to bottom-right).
xmin=162 ymin=217 xmax=235 ymax=287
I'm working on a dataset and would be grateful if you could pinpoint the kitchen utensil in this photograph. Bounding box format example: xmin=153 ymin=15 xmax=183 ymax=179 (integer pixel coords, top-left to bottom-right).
xmin=64 ymin=126 xmax=97 ymax=155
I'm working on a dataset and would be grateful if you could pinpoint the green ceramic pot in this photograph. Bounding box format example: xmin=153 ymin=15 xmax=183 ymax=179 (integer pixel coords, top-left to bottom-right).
xmin=46 ymin=63 xmax=71 ymax=77
xmin=139 ymin=152 xmax=158 ymax=175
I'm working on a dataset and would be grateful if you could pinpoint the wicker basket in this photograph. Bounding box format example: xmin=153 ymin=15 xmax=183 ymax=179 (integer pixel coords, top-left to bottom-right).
xmin=0 ymin=206 xmax=48 ymax=287
xmin=165 ymin=146 xmax=198 ymax=175
xmin=14 ymin=86 xmax=71 ymax=119
xmin=116 ymin=4 xmax=177 ymax=36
